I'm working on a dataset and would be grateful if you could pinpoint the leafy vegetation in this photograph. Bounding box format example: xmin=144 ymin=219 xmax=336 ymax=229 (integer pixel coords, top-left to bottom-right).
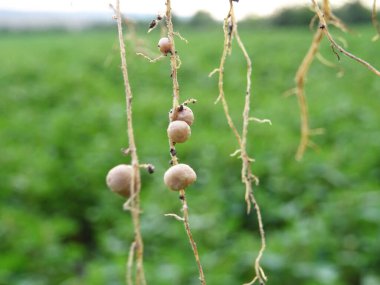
xmin=1 ymin=24 xmax=380 ymax=285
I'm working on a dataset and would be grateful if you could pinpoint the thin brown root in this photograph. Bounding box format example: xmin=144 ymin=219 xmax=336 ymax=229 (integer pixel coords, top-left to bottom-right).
xmin=245 ymin=195 xmax=252 ymax=215
xmin=329 ymin=14 xmax=350 ymax=33
xmin=215 ymin=1 xmax=266 ymax=283
xmin=174 ymin=31 xmax=189 ymax=43
xmin=214 ymin=95 xmax=222 ymax=104
xmin=249 ymin=117 xmax=272 ymax=125
xmin=114 ymin=1 xmax=146 ymax=284
xmin=309 ymin=14 xmax=318 ymax=31
xmin=123 ymin=192 xmax=142 ymax=213
xmin=180 ymin=189 xmax=206 ymax=285
xmin=294 ymin=25 xmax=324 ymax=160
xmin=250 ymin=174 xmax=260 ymax=186
xmin=165 ymin=1 xmax=206 ymax=284
xmin=237 ymin=156 xmax=255 ymax=163
xmin=243 ymin=276 xmax=258 ymax=285
xmin=175 ymin=54 xmax=182 ymax=69
xmin=313 ymin=0 xmax=380 ymax=77
xmin=208 ymin=68 xmax=220 ymax=78
xmin=136 ymin=53 xmax=165 ymax=63
xmin=126 ymin=241 xmax=136 ymax=285
xmin=316 ymin=52 xmax=336 ymax=68
xmin=259 ymin=266 xmax=268 ymax=281
xmin=230 ymin=149 xmax=242 ymax=157
xmin=316 ymin=53 xmax=345 ymax=78
xmin=283 ymin=87 xmax=297 ymax=98
xmin=164 ymin=213 xmax=184 ymax=221
xmin=372 ymin=0 xmax=380 ymax=41
xmin=249 ymin=192 xmax=267 ymax=284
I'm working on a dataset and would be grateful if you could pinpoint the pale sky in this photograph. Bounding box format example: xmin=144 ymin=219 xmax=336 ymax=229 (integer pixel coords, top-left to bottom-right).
xmin=0 ymin=0 xmax=351 ymax=19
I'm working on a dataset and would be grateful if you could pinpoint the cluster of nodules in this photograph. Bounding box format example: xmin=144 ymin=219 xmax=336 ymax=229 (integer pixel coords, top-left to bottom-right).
xmin=165 ymin=104 xmax=196 ymax=191
xmin=106 ymin=105 xmax=196 ymax=197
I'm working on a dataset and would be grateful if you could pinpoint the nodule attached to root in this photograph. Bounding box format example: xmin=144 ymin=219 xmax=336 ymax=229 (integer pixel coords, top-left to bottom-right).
xmin=169 ymin=105 xmax=194 ymax=126
xmin=158 ymin=37 xmax=173 ymax=55
xmin=164 ymin=163 xmax=197 ymax=191
xmin=167 ymin=120 xmax=191 ymax=143
xmin=106 ymin=164 xmax=133 ymax=197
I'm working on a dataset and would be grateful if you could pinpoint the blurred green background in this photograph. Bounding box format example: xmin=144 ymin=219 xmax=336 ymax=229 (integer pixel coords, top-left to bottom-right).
xmin=1 ymin=14 xmax=380 ymax=285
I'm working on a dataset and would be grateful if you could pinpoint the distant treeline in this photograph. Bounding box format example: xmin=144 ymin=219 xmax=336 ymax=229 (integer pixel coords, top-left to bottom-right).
xmin=183 ymin=1 xmax=374 ymax=28
xmin=0 ymin=1 xmax=374 ymax=32
xmin=266 ymin=1 xmax=372 ymax=26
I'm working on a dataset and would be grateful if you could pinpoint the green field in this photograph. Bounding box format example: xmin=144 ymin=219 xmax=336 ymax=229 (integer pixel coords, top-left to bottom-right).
xmin=1 ymin=24 xmax=380 ymax=285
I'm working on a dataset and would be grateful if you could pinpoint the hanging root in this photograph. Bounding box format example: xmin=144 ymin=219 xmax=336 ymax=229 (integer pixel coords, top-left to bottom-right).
xmin=211 ymin=1 xmax=267 ymax=284
xmin=294 ymin=27 xmax=324 ymax=161
xmin=126 ymin=242 xmax=136 ymax=285
xmin=293 ymin=0 xmax=380 ymax=160
xmin=372 ymin=0 xmax=380 ymax=41
xmin=114 ymin=1 xmax=146 ymax=284
xmin=164 ymin=1 xmax=206 ymax=284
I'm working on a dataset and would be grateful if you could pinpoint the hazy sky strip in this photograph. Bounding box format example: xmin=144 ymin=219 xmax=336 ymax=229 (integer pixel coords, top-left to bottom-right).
xmin=0 ymin=0 xmax=350 ymax=19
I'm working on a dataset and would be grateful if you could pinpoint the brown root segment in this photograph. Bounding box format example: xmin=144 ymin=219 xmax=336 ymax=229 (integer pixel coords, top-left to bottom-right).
xmin=165 ymin=1 xmax=206 ymax=284
xmin=294 ymin=0 xmax=332 ymax=161
xmin=211 ymin=1 xmax=266 ymax=284
xmin=179 ymin=189 xmax=206 ymax=285
xmin=295 ymin=0 xmax=380 ymax=160
xmin=312 ymin=0 xmax=380 ymax=77
xmin=115 ymin=1 xmax=146 ymax=285
xmin=372 ymin=0 xmax=380 ymax=41
xmin=127 ymin=242 xmax=136 ymax=285
xmin=295 ymin=28 xmax=324 ymax=161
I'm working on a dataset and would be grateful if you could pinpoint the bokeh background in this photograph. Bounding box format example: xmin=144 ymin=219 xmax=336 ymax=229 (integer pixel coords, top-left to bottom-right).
xmin=1 ymin=2 xmax=380 ymax=284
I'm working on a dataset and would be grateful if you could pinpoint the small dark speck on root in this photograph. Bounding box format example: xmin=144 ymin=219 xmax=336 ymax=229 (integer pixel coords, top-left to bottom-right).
xmin=147 ymin=165 xmax=155 ymax=174
xmin=170 ymin=148 xmax=177 ymax=156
